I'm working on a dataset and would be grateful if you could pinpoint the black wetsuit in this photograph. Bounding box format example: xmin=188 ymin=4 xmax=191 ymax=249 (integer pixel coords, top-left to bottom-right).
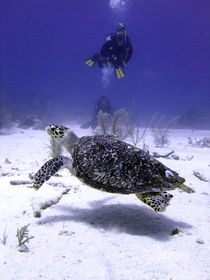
xmin=85 ymin=24 xmax=133 ymax=77
xmin=100 ymin=31 xmax=132 ymax=69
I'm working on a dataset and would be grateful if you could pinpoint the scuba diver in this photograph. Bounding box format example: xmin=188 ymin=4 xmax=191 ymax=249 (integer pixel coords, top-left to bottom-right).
xmin=81 ymin=96 xmax=114 ymax=129
xmin=85 ymin=23 xmax=133 ymax=79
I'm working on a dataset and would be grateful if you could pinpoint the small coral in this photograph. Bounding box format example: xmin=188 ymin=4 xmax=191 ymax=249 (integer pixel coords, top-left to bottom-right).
xmin=97 ymin=110 xmax=112 ymax=134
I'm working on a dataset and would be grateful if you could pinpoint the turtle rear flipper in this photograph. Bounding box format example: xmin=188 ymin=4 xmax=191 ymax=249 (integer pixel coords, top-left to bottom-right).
xmin=33 ymin=156 xmax=72 ymax=190
xmin=136 ymin=192 xmax=173 ymax=212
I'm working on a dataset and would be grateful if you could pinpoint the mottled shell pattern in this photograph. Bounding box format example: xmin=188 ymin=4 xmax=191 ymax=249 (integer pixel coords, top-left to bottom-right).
xmin=72 ymin=134 xmax=184 ymax=194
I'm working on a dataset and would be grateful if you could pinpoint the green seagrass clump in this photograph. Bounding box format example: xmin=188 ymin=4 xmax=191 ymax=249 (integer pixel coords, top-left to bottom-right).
xmin=16 ymin=224 xmax=34 ymax=252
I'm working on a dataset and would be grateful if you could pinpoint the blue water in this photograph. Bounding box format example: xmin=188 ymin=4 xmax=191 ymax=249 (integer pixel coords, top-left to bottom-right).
xmin=1 ymin=0 xmax=210 ymax=123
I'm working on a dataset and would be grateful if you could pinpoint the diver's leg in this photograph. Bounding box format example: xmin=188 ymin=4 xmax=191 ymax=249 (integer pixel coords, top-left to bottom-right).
xmin=97 ymin=55 xmax=108 ymax=68
xmin=136 ymin=192 xmax=173 ymax=212
xmin=33 ymin=156 xmax=72 ymax=190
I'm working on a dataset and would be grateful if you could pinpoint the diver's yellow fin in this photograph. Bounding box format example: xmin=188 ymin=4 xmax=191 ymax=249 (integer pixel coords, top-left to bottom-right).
xmin=115 ymin=67 xmax=125 ymax=79
xmin=85 ymin=58 xmax=96 ymax=67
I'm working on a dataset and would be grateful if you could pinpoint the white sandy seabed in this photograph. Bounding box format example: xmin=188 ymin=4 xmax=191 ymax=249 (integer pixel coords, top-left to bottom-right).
xmin=0 ymin=123 xmax=210 ymax=280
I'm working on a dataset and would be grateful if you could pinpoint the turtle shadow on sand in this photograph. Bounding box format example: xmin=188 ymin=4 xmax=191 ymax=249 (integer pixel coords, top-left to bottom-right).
xmin=37 ymin=198 xmax=192 ymax=241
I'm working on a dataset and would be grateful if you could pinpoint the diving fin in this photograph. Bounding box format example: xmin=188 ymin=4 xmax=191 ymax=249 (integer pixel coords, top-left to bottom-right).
xmin=115 ymin=67 xmax=125 ymax=78
xmin=85 ymin=58 xmax=96 ymax=67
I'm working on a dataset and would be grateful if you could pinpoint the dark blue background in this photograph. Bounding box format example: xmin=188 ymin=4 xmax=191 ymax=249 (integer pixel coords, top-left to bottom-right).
xmin=1 ymin=0 xmax=209 ymax=121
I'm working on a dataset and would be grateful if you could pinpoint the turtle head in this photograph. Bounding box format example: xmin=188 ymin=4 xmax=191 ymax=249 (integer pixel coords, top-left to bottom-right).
xmin=46 ymin=124 xmax=79 ymax=154
xmin=165 ymin=169 xmax=185 ymax=187
xmin=46 ymin=124 xmax=69 ymax=140
xmin=165 ymin=169 xmax=194 ymax=193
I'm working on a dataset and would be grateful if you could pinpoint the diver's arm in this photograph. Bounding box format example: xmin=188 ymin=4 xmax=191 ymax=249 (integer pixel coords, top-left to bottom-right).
xmin=122 ymin=35 xmax=133 ymax=64
xmin=126 ymin=44 xmax=133 ymax=62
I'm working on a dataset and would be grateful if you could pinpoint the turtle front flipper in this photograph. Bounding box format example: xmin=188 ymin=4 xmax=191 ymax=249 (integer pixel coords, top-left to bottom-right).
xmin=136 ymin=192 xmax=173 ymax=212
xmin=33 ymin=156 xmax=72 ymax=189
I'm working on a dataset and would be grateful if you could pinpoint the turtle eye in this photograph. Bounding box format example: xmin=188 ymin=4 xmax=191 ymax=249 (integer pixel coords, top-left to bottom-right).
xmin=165 ymin=170 xmax=174 ymax=178
xmin=50 ymin=125 xmax=57 ymax=132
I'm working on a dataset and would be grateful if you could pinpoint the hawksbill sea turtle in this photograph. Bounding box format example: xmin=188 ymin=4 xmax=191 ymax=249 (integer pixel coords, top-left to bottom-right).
xmin=33 ymin=124 xmax=194 ymax=212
